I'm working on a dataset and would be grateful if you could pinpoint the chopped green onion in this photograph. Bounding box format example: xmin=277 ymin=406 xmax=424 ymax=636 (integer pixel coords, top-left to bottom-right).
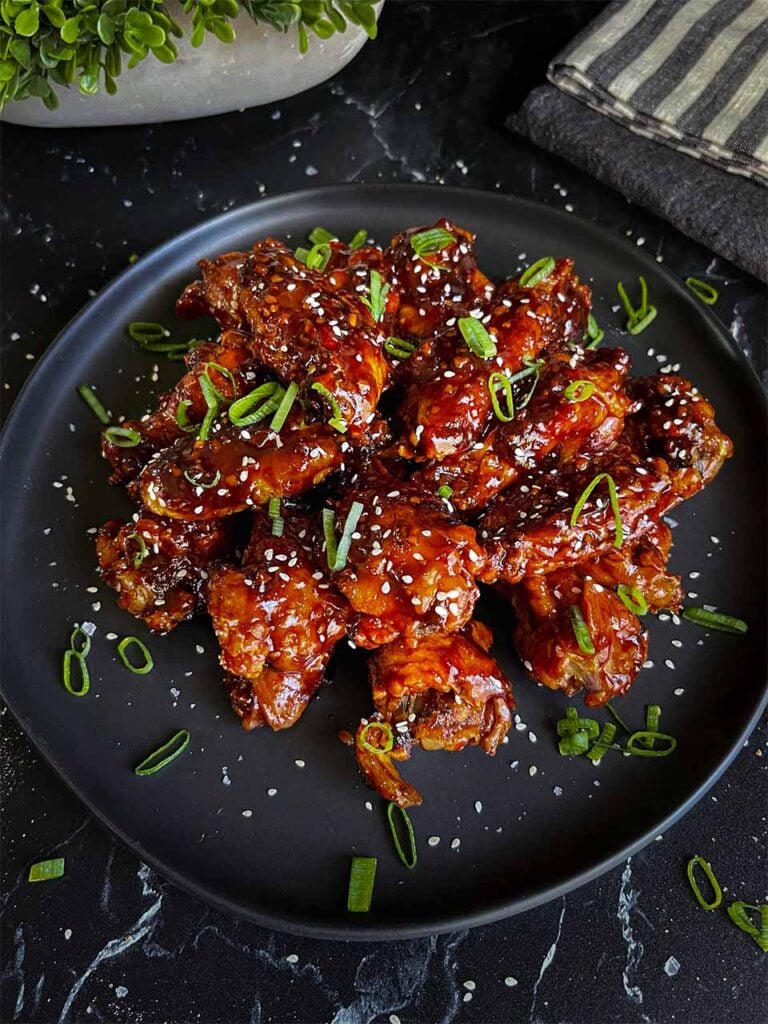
xmin=203 ymin=362 xmax=238 ymax=403
xmin=726 ymin=902 xmax=768 ymax=952
xmin=409 ymin=227 xmax=456 ymax=259
xmin=228 ymin=382 xmax=285 ymax=427
xmin=322 ymin=509 xmax=338 ymax=571
xmin=324 ymin=500 xmax=365 ymax=571
xmin=437 ymin=484 xmax=453 ymax=499
xmin=645 ymin=704 xmax=661 ymax=736
xmin=627 ymin=307 xmax=658 ymax=334
xmin=295 ymin=246 xmax=311 ymax=264
xmin=28 ymin=858 xmax=65 ymax=882
xmin=268 ymin=496 xmax=281 ymax=518
xmin=617 ymin=277 xmax=657 ymax=335
xmin=69 ymin=625 xmax=92 ymax=657
xmin=358 ymin=720 xmax=394 ymax=754
xmin=117 ymin=636 xmax=153 ymax=675
xmin=347 ymin=855 xmax=377 ymax=913
xmin=268 ymin=496 xmax=284 ymax=537
xmin=510 ymin=363 xmax=542 ymax=408
xmin=557 ymin=707 xmax=600 ymax=740
xmin=685 ymin=277 xmax=718 ymax=306
xmin=586 ymin=721 xmax=617 ymax=762
xmin=361 ymin=270 xmax=390 ymax=322
xmin=103 ymin=426 xmax=141 ymax=448
xmin=125 ymin=532 xmax=149 ymax=568
xmin=384 ymin=337 xmax=417 ymax=360
xmin=570 ymin=472 xmax=624 ymax=548
xmin=686 ymin=855 xmax=723 ymax=910
xmin=349 ymin=228 xmax=368 ymax=250
xmin=387 ymin=802 xmax=417 ymax=869
xmin=134 ymin=729 xmax=191 ymax=776
xmin=585 ymin=313 xmax=604 ymax=349
xmin=519 ymin=257 xmax=555 ymax=288
xmin=175 ymin=400 xmax=196 ymax=433
xmin=311 ymin=382 xmax=347 ymax=433
xmin=62 ymin=649 xmax=90 ymax=697
xmin=77 ymin=384 xmax=111 ymax=425
xmin=569 ymin=605 xmax=595 ymax=654
xmin=269 ymin=381 xmax=299 ymax=433
xmin=197 ymin=370 xmax=219 ymax=442
xmin=183 ymin=469 xmax=221 ymax=489
xmin=128 ymin=321 xmax=170 ymax=344
xmin=606 ymin=702 xmax=632 ymax=734
xmin=682 ymin=607 xmax=748 ymax=634
xmin=488 ymin=372 xmax=515 ymax=422
xmin=564 ymin=380 xmax=595 ymax=403
xmin=308 ymin=226 xmax=335 ymax=245
xmin=559 ymin=730 xmax=591 ymax=756
xmin=616 ymin=584 xmax=648 ymax=616
xmin=305 ymin=242 xmax=332 ymax=272
xmin=626 ymin=731 xmax=677 ymax=757
xmin=458 ymin=317 xmax=497 ymax=359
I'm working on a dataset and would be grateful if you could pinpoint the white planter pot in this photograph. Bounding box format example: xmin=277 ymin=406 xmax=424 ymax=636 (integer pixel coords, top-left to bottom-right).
xmin=1 ymin=5 xmax=381 ymax=128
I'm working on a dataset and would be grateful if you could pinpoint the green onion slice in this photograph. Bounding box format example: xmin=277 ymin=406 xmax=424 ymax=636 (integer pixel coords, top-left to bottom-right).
xmin=585 ymin=312 xmax=604 ymax=349
xmin=358 ymin=720 xmax=394 ymax=754
xmin=228 ymin=382 xmax=285 ymax=427
xmin=617 ymin=276 xmax=657 ymax=334
xmin=458 ymin=317 xmax=497 ymax=359
xmin=685 ymin=277 xmax=718 ymax=306
xmin=437 ymin=484 xmax=453 ymax=499
xmin=564 ymin=380 xmax=595 ymax=403
xmin=268 ymin=496 xmax=284 ymax=537
xmin=726 ymin=902 xmax=768 ymax=952
xmin=519 ymin=257 xmax=555 ymax=288
xmin=627 ymin=307 xmax=658 ymax=335
xmin=69 ymin=625 xmax=92 ymax=657
xmin=322 ymin=509 xmax=338 ymax=571
xmin=347 ymin=855 xmax=377 ymax=913
xmin=325 ymin=500 xmax=365 ymax=571
xmin=77 ymin=384 xmax=111 ymax=425
xmin=134 ymin=729 xmax=191 ymax=776
xmin=387 ymin=802 xmax=417 ymax=869
xmin=557 ymin=707 xmax=600 ymax=739
xmin=183 ymin=469 xmax=221 ymax=490
xmin=103 ymin=426 xmax=141 ymax=448
xmin=488 ymin=372 xmax=515 ymax=422
xmin=28 ymin=858 xmax=65 ymax=882
xmin=311 ymin=382 xmax=347 ymax=433
xmin=349 ymin=228 xmax=368 ymax=250
xmin=682 ymin=607 xmax=748 ymax=634
xmin=606 ymin=702 xmax=632 ymax=734
xmin=175 ymin=399 xmax=196 ymax=433
xmin=569 ymin=605 xmax=595 ymax=655
xmin=203 ymin=362 xmax=238 ymax=403
xmin=645 ymin=704 xmax=661 ymax=737
xmin=409 ymin=227 xmax=455 ymax=259
xmin=117 ymin=636 xmax=154 ymax=675
xmin=62 ymin=649 xmax=90 ymax=697
xmin=686 ymin=855 xmax=723 ymax=911
xmin=559 ymin=730 xmax=591 ymax=756
xmin=586 ymin=721 xmax=617 ymax=763
xmin=362 ymin=270 xmax=390 ymax=323
xmin=197 ymin=374 xmax=219 ymax=442
xmin=128 ymin=321 xmax=170 ymax=344
xmin=125 ymin=532 xmax=149 ymax=568
xmin=384 ymin=337 xmax=417 ymax=360
xmin=616 ymin=584 xmax=648 ymax=616
xmin=570 ymin=472 xmax=624 ymax=548
xmin=305 ymin=242 xmax=332 ymax=272
xmin=295 ymin=246 xmax=311 ymax=264
xmin=269 ymin=381 xmax=299 ymax=433
xmin=308 ymin=226 xmax=335 ymax=245
xmin=626 ymin=731 xmax=677 ymax=757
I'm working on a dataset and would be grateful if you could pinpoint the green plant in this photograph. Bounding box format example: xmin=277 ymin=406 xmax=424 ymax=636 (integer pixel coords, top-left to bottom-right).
xmin=0 ymin=0 xmax=378 ymax=110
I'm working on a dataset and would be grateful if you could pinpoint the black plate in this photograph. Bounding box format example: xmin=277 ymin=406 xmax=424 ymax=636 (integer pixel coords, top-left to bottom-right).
xmin=2 ymin=185 xmax=766 ymax=940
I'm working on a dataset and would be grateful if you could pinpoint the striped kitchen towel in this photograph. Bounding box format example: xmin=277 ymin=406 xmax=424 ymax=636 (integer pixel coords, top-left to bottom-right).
xmin=548 ymin=0 xmax=768 ymax=184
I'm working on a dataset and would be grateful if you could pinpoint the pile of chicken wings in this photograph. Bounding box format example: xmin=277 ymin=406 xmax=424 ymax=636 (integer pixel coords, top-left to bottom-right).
xmin=96 ymin=221 xmax=732 ymax=807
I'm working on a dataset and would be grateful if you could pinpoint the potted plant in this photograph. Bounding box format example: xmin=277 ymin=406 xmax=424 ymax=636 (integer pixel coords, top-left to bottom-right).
xmin=0 ymin=0 xmax=381 ymax=127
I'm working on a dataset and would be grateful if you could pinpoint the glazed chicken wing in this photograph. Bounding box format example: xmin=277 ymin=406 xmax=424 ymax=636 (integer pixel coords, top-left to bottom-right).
xmin=208 ymin=509 xmax=348 ymax=730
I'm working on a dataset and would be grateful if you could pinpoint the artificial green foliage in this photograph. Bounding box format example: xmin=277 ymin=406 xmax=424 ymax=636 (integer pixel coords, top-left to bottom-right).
xmin=0 ymin=0 xmax=377 ymax=109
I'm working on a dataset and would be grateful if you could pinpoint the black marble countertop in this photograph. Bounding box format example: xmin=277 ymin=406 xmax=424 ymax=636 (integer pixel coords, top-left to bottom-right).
xmin=1 ymin=3 xmax=766 ymax=1022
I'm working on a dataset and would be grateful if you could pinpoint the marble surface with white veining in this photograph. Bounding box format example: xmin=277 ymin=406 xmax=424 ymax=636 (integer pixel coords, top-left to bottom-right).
xmin=1 ymin=4 xmax=766 ymax=1022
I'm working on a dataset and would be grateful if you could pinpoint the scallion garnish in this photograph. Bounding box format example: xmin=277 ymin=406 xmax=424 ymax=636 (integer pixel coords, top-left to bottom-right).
xmin=311 ymin=382 xmax=347 ymax=433
xmin=358 ymin=720 xmax=394 ymax=754
xmin=268 ymin=496 xmax=284 ymax=537
xmin=103 ymin=426 xmax=141 ymax=448
xmin=685 ymin=277 xmax=718 ymax=306
xmin=616 ymin=584 xmax=648 ymax=616
xmin=77 ymin=384 xmax=111 ymax=425
xmin=28 ymin=858 xmax=65 ymax=882
xmin=686 ymin=855 xmax=723 ymax=910
xmin=134 ymin=729 xmax=191 ymax=776
xmin=625 ymin=731 xmax=677 ymax=757
xmin=437 ymin=484 xmax=453 ymax=499
xmin=727 ymin=902 xmax=768 ymax=952
xmin=308 ymin=226 xmax=335 ymax=245
xmin=197 ymin=370 xmax=220 ymax=442
xmin=617 ymin=276 xmax=657 ymax=335
xmin=182 ymin=469 xmax=221 ymax=489
xmin=175 ymin=400 xmax=196 ymax=433
xmin=347 ymin=855 xmax=377 ymax=913
xmin=586 ymin=721 xmax=617 ymax=762
xmin=488 ymin=372 xmax=515 ymax=422
xmin=128 ymin=322 xmax=170 ymax=344
xmin=682 ymin=607 xmax=748 ymax=634
xmin=117 ymin=636 xmax=153 ymax=675
xmin=295 ymin=246 xmax=311 ymax=264
xmin=349 ymin=228 xmax=368 ymax=250
xmin=228 ymin=382 xmax=285 ymax=427
xmin=323 ymin=501 xmax=364 ymax=571
xmin=125 ymin=532 xmax=149 ymax=568
xmin=564 ymin=380 xmax=595 ymax=403
xmin=556 ymin=706 xmax=599 ymax=756
xmin=361 ymin=270 xmax=390 ymax=323
xmin=558 ymin=730 xmax=591 ymax=756
xmin=69 ymin=625 xmax=93 ymax=657
xmin=585 ymin=313 xmax=604 ymax=349
xmin=62 ymin=648 xmax=90 ymax=697
xmin=519 ymin=257 xmax=555 ymax=288
xmin=570 ymin=472 xmax=623 ymax=548
xmin=203 ymin=362 xmax=238 ymax=403
xmin=458 ymin=317 xmax=497 ymax=359
xmin=606 ymin=702 xmax=632 ymax=734
xmin=269 ymin=381 xmax=299 ymax=433
xmin=387 ymin=801 xmax=417 ymax=869
xmin=645 ymin=704 xmax=661 ymax=737
xmin=409 ymin=227 xmax=456 ymax=261
xmin=305 ymin=242 xmax=332 ymax=272
xmin=384 ymin=337 xmax=417 ymax=360
xmin=569 ymin=605 xmax=595 ymax=654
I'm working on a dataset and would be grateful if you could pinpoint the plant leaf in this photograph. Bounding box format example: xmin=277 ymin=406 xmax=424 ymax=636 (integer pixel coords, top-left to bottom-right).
xmin=14 ymin=5 xmax=40 ymax=36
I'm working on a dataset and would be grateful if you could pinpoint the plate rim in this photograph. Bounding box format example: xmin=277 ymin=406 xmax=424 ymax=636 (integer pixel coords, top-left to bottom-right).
xmin=2 ymin=182 xmax=767 ymax=941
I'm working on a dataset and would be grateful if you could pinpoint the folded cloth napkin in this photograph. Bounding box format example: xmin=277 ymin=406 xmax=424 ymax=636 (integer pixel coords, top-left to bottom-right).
xmin=549 ymin=0 xmax=768 ymax=183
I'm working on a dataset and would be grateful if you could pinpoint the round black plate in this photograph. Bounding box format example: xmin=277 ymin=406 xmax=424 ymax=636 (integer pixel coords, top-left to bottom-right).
xmin=2 ymin=185 xmax=766 ymax=940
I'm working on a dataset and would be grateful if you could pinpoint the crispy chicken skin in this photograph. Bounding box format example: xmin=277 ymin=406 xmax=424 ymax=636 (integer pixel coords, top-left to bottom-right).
xmin=330 ymin=464 xmax=488 ymax=647
xmin=355 ymin=621 xmax=515 ymax=807
xmin=96 ymin=512 xmax=234 ymax=633
xmin=208 ymin=510 xmax=348 ymax=730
